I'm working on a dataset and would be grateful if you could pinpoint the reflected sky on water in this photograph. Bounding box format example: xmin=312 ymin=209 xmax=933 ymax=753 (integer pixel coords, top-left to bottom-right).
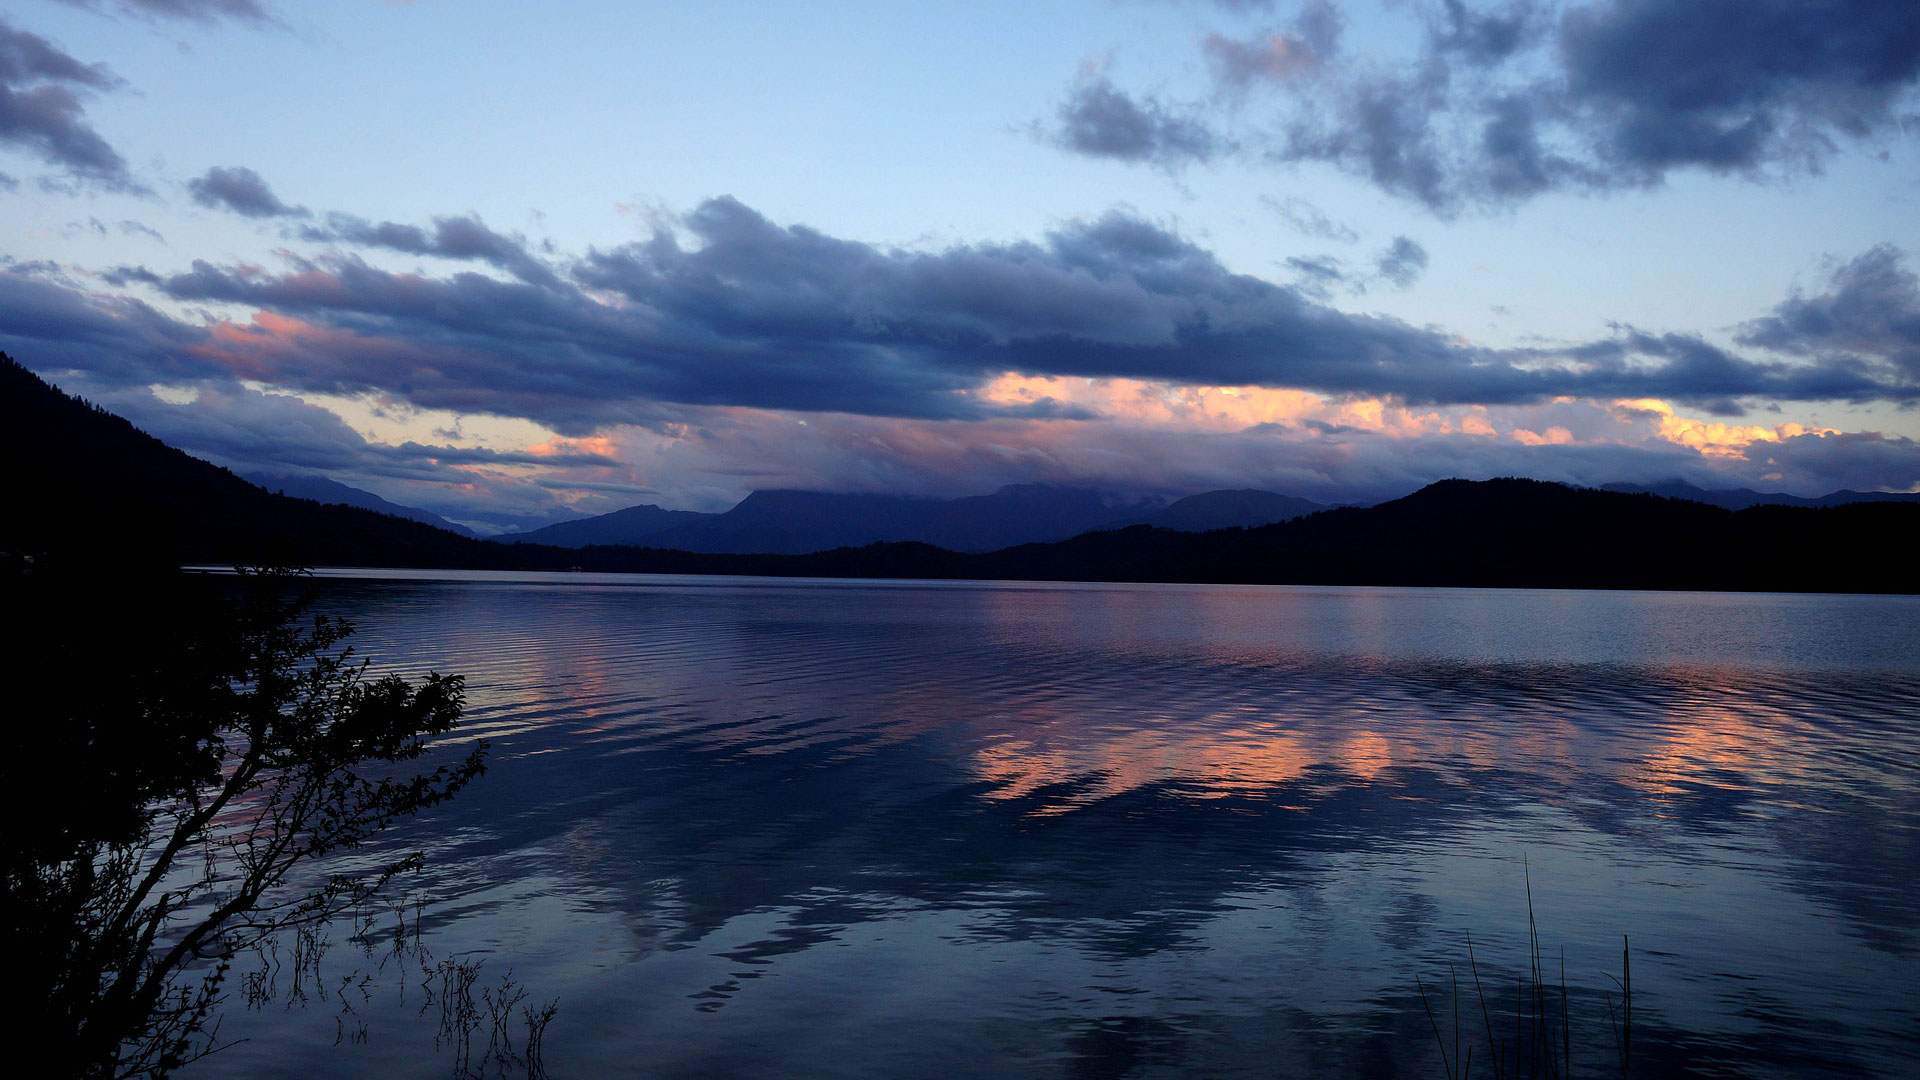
xmin=198 ymin=575 xmax=1920 ymax=1079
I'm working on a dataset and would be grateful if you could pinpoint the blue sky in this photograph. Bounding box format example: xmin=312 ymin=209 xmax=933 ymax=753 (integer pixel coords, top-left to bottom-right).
xmin=3 ymin=0 xmax=1916 ymax=531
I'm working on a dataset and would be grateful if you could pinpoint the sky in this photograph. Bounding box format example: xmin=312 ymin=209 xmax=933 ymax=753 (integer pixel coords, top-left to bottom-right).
xmin=2 ymin=0 xmax=1916 ymax=532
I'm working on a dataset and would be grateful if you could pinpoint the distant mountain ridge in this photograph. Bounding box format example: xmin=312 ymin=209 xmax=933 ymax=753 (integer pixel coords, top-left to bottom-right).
xmin=1601 ymin=479 xmax=1920 ymax=510
xmin=510 ymin=485 xmax=1329 ymax=552
xmin=245 ymin=472 xmax=482 ymax=537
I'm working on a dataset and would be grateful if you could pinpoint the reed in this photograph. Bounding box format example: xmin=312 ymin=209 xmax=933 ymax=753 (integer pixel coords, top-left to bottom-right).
xmin=1416 ymin=873 xmax=1631 ymax=1080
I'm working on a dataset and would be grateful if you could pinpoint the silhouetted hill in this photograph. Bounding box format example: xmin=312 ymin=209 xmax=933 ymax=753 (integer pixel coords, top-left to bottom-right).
xmin=1601 ymin=479 xmax=1920 ymax=510
xmin=245 ymin=472 xmax=481 ymax=537
xmin=951 ymin=478 xmax=1919 ymax=592
xmin=1 ymin=353 xmax=515 ymax=568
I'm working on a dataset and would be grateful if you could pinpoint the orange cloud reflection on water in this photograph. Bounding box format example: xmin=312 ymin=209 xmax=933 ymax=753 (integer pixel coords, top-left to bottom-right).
xmin=967 ymin=718 xmax=1322 ymax=815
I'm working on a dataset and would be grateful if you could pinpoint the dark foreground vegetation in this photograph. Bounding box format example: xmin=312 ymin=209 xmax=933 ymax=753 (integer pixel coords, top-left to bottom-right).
xmin=0 ymin=560 xmax=495 ymax=1076
xmin=6 ymin=351 xmax=1917 ymax=592
xmin=1419 ymin=881 xmax=1633 ymax=1080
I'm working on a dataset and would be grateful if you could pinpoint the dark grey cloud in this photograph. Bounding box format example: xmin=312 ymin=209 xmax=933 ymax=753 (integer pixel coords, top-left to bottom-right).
xmin=1751 ymin=429 xmax=1920 ymax=493
xmin=1559 ymin=0 xmax=1918 ymax=179
xmin=0 ymin=170 xmax=17 ymax=190
xmin=1050 ymin=77 xmax=1223 ymax=166
xmin=1061 ymin=1 xmax=1920 ymax=212
xmin=299 ymin=212 xmax=561 ymax=288
xmin=1277 ymin=59 xmax=1458 ymax=210
xmin=187 ymin=164 xmax=306 ymax=218
xmin=1283 ymin=254 xmax=1348 ymax=297
xmin=99 ymin=263 xmax=162 ymax=287
xmin=50 ymin=0 xmax=271 ymax=25
xmin=0 ymin=265 xmax=217 ymax=391
xmin=0 ymin=18 xmax=135 ymax=189
xmin=8 ymin=200 xmax=1918 ymax=438
xmin=1738 ymin=245 xmax=1920 ymax=379
xmin=1375 ymin=236 xmax=1429 ymax=288
xmin=1434 ymin=0 xmax=1539 ymax=63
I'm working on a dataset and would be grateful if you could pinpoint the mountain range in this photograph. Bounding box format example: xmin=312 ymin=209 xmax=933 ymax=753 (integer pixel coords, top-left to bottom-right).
xmin=508 ymin=486 xmax=1329 ymax=552
xmin=5 ymin=351 xmax=1917 ymax=592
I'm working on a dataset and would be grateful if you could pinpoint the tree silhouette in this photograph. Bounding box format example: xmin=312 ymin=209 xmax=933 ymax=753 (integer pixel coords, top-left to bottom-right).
xmin=3 ymin=563 xmax=487 ymax=1077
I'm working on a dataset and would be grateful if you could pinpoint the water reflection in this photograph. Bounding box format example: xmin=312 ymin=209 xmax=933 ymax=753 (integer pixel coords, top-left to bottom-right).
xmin=200 ymin=575 xmax=1919 ymax=1079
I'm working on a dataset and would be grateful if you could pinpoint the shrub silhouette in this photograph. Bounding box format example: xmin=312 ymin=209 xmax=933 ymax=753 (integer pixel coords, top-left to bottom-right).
xmin=2 ymin=562 xmax=486 ymax=1077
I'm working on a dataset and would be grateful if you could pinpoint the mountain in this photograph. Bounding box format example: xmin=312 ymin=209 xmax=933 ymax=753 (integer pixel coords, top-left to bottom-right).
xmin=514 ymin=484 xmax=1150 ymax=553
xmin=1601 ymin=479 xmax=1920 ymax=510
xmin=1 ymin=353 xmax=513 ymax=568
xmin=1135 ymin=489 xmax=1326 ymax=531
xmin=509 ymin=503 xmax=718 ymax=547
xmin=245 ymin=472 xmax=481 ymax=538
xmin=508 ymin=485 xmax=1326 ymax=553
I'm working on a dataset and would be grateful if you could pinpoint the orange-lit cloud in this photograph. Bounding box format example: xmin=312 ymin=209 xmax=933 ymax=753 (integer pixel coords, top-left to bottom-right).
xmin=527 ymin=435 xmax=619 ymax=459
xmin=1511 ymin=426 xmax=1575 ymax=446
xmin=1614 ymin=398 xmax=1835 ymax=459
xmin=978 ymin=373 xmax=1486 ymax=438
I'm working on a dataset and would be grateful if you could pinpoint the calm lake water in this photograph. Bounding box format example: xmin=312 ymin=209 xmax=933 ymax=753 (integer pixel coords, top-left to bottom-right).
xmin=196 ymin=573 xmax=1920 ymax=1079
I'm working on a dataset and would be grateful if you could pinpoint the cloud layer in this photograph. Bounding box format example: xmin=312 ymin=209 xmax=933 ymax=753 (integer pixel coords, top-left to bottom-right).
xmin=1052 ymin=0 xmax=1920 ymax=212
xmin=7 ymin=194 xmax=1917 ymax=437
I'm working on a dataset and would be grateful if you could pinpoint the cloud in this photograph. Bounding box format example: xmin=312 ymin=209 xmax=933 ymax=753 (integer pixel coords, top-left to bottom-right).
xmin=1374 ymin=236 xmax=1429 ymax=289
xmin=57 ymin=375 xmax=624 ymax=520
xmin=299 ymin=211 xmax=560 ymax=288
xmin=1558 ymin=0 xmax=1918 ymax=179
xmin=0 ymin=263 xmax=212 ymax=379
xmin=49 ymin=0 xmax=271 ymax=25
xmin=0 ymin=18 xmax=136 ymax=189
xmin=117 ymin=218 xmax=164 ymax=242
xmin=8 ymin=200 xmax=1918 ymax=442
xmin=1281 ymin=237 xmax=1428 ymax=297
xmin=1049 ymin=77 xmax=1223 ymax=166
xmin=187 ymin=165 xmax=307 ymax=218
xmin=1275 ymin=58 xmax=1460 ymax=210
xmin=568 ymin=394 xmax=1920 ymax=509
xmin=1203 ymin=1 xmax=1341 ymax=90
xmin=1433 ymin=0 xmax=1538 ymax=64
xmin=1260 ymin=195 xmax=1357 ymax=243
xmin=1204 ymin=32 xmax=1322 ymax=89
xmin=1283 ymin=253 xmax=1349 ymax=297
xmin=1738 ymin=245 xmax=1920 ymax=379
xmin=1058 ymin=1 xmax=1920 ymax=212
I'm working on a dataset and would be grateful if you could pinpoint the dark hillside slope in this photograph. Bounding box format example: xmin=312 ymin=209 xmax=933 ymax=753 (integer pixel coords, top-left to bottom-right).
xmin=1 ymin=353 xmax=517 ymax=568
xmin=964 ymin=478 xmax=1920 ymax=592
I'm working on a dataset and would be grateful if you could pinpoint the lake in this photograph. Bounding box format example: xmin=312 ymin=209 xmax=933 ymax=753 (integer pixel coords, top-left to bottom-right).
xmin=195 ymin=572 xmax=1920 ymax=1078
